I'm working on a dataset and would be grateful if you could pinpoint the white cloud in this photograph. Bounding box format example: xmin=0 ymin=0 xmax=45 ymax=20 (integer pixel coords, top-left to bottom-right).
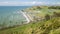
xmin=32 ymin=1 xmax=36 ymax=4
xmin=0 ymin=1 xmax=45 ymax=6
xmin=48 ymin=2 xmax=60 ymax=6
xmin=0 ymin=1 xmax=60 ymax=6
xmin=55 ymin=2 xmax=60 ymax=5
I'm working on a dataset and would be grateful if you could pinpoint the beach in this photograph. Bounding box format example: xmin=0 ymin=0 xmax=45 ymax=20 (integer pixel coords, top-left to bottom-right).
xmin=20 ymin=10 xmax=34 ymax=23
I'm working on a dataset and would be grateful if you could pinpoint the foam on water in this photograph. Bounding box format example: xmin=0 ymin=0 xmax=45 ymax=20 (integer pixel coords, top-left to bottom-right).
xmin=0 ymin=6 xmax=30 ymax=28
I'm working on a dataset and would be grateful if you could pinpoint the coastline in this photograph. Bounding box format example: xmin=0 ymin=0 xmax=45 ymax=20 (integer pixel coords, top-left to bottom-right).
xmin=20 ymin=11 xmax=30 ymax=23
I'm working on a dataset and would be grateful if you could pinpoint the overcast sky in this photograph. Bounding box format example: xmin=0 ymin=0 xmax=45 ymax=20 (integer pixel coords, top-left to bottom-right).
xmin=0 ymin=0 xmax=60 ymax=6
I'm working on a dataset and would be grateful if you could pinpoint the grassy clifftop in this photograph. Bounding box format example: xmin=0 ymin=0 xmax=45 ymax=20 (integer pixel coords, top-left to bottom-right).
xmin=0 ymin=6 xmax=60 ymax=34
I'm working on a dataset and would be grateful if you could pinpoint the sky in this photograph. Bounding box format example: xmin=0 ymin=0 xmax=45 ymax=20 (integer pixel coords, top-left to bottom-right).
xmin=0 ymin=0 xmax=60 ymax=6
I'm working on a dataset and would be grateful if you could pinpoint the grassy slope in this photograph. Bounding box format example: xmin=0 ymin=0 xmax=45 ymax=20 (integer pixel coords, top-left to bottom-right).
xmin=0 ymin=17 xmax=60 ymax=34
xmin=0 ymin=6 xmax=60 ymax=34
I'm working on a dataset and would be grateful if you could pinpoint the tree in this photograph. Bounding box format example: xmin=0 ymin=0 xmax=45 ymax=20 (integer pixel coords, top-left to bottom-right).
xmin=45 ymin=14 xmax=50 ymax=21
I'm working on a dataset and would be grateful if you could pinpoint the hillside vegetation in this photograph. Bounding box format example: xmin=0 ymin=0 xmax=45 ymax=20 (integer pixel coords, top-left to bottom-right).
xmin=0 ymin=6 xmax=60 ymax=34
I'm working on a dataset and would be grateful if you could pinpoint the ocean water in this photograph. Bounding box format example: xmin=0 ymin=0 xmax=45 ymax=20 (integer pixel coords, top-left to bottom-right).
xmin=0 ymin=6 xmax=30 ymax=28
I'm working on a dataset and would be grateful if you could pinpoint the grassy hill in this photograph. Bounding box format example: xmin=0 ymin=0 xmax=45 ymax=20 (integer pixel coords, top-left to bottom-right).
xmin=0 ymin=6 xmax=60 ymax=34
xmin=24 ymin=6 xmax=60 ymax=21
xmin=0 ymin=17 xmax=60 ymax=34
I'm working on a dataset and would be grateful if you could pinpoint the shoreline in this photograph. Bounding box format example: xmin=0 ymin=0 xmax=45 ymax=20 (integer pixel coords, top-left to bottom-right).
xmin=0 ymin=10 xmax=32 ymax=30
xmin=20 ymin=11 xmax=30 ymax=23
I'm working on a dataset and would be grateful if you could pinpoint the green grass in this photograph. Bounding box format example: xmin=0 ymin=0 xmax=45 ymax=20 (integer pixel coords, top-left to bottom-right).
xmin=0 ymin=6 xmax=60 ymax=34
xmin=0 ymin=17 xmax=60 ymax=34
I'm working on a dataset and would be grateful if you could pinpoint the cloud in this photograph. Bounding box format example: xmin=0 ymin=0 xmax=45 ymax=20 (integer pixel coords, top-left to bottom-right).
xmin=0 ymin=1 xmax=44 ymax=6
xmin=1 ymin=1 xmax=59 ymax=6
xmin=34 ymin=1 xmax=45 ymax=5
xmin=47 ymin=2 xmax=60 ymax=6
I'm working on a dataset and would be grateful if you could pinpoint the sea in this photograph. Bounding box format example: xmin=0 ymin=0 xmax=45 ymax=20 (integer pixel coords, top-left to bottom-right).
xmin=0 ymin=6 xmax=30 ymax=28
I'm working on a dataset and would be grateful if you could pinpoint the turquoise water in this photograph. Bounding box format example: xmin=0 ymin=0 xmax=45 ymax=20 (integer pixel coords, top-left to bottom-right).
xmin=0 ymin=6 xmax=30 ymax=28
